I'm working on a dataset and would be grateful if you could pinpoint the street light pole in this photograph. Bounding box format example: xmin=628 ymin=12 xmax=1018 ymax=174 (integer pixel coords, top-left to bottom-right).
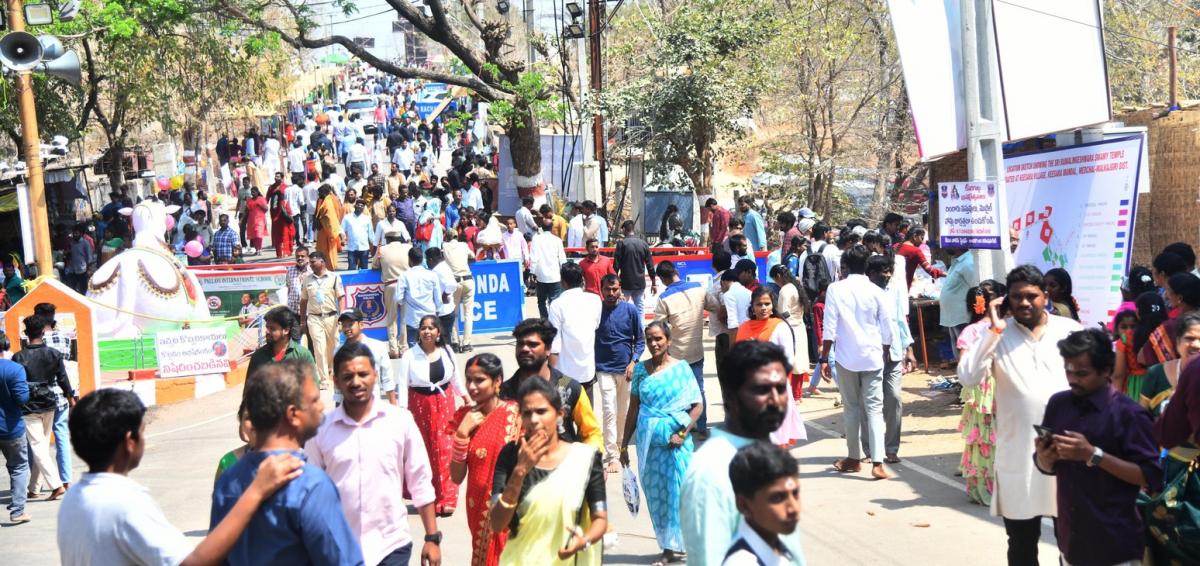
xmin=588 ymin=0 xmax=606 ymax=213
xmin=961 ymin=0 xmax=1011 ymax=282
xmin=7 ymin=0 xmax=53 ymax=279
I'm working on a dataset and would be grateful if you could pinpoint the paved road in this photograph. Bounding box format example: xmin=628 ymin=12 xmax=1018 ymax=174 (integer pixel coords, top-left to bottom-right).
xmin=1 ymin=302 xmax=1060 ymax=564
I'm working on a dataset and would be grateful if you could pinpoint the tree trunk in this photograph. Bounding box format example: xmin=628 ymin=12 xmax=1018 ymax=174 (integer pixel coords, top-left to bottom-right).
xmin=106 ymin=140 xmax=126 ymax=192
xmin=697 ymin=139 xmax=715 ymax=196
xmin=507 ymin=106 xmax=542 ymax=196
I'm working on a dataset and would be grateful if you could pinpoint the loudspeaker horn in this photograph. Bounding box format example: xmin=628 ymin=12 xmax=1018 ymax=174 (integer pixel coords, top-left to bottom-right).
xmin=38 ymin=35 xmax=65 ymax=61
xmin=0 ymin=32 xmax=44 ymax=72
xmin=38 ymin=49 xmax=81 ymax=87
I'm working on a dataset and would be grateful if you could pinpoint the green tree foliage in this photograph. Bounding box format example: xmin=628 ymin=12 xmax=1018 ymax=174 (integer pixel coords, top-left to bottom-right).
xmin=604 ymin=0 xmax=778 ymax=195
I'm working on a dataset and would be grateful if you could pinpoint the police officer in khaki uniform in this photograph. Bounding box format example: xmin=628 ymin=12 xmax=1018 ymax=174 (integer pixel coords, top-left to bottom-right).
xmin=299 ymin=250 xmax=345 ymax=389
xmin=373 ymin=231 xmax=412 ymax=357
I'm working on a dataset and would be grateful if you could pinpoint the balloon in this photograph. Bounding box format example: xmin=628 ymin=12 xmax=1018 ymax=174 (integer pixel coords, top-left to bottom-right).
xmin=164 ymin=215 xmax=175 ymax=232
xmin=170 ymin=176 xmax=184 ymax=190
xmin=157 ymin=177 xmax=170 ymax=190
xmin=184 ymin=240 xmax=204 ymax=258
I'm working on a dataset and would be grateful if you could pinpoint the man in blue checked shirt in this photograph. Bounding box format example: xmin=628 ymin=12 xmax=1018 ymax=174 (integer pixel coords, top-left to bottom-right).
xmin=212 ymin=214 xmax=239 ymax=264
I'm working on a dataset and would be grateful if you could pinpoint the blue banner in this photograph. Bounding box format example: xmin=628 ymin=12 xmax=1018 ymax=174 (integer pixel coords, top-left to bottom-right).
xmin=338 ymin=259 xmax=524 ymax=341
xmin=461 ymin=260 xmax=524 ymax=333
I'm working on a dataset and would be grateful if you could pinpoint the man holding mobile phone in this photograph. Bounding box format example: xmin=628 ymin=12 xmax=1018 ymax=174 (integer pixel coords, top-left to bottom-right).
xmin=1035 ymin=328 xmax=1161 ymax=566
xmin=959 ymin=265 xmax=1082 ymax=566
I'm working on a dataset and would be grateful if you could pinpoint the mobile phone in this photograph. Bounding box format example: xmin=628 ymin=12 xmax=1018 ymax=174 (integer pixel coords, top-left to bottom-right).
xmin=1033 ymin=425 xmax=1054 ymax=444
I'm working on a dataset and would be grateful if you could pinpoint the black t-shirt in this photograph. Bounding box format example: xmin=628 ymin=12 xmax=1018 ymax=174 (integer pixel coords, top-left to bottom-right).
xmin=614 ymin=236 xmax=652 ymax=291
xmin=500 ymin=369 xmax=584 ymax=442
xmin=491 ymin=443 xmax=605 ymax=538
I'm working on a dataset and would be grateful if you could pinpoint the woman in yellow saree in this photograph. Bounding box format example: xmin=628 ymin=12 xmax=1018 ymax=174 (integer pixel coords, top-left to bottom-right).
xmin=489 ymin=377 xmax=606 ymax=566
xmin=315 ymin=184 xmax=342 ymax=271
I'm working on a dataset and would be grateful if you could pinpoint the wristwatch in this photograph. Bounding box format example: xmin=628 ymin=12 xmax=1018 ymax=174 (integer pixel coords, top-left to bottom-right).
xmin=424 ymin=531 xmax=443 ymax=545
xmin=1087 ymin=446 xmax=1104 ymax=467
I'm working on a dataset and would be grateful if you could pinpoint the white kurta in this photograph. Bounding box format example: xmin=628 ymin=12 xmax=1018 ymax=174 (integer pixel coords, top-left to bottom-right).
xmin=958 ymin=314 xmax=1082 ymax=520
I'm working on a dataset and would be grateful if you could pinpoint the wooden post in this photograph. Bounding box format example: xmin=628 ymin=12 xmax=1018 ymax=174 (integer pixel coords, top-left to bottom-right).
xmin=1169 ymin=26 xmax=1178 ymax=108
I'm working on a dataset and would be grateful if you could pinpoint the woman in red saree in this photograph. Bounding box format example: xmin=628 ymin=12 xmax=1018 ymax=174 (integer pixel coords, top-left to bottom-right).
xmin=735 ymin=286 xmax=807 ymax=446
xmin=266 ymin=174 xmax=295 ymax=257
xmin=449 ymin=353 xmax=520 ymax=566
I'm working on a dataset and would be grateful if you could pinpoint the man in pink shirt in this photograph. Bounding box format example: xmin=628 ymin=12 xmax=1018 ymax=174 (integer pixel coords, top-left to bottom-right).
xmin=305 ymin=341 xmax=443 ymax=566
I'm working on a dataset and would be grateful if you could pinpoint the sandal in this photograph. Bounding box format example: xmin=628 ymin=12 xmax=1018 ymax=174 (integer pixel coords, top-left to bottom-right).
xmin=832 ymin=457 xmax=861 ymax=473
xmin=884 ymin=454 xmax=902 ymax=464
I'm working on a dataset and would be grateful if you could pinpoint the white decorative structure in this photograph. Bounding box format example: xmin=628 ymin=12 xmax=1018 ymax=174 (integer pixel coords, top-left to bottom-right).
xmin=87 ymin=199 xmax=210 ymax=339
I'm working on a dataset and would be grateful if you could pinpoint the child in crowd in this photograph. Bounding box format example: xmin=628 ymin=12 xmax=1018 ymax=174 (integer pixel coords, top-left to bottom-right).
xmin=214 ymin=401 xmax=255 ymax=484
xmin=1111 ymin=309 xmax=1144 ymax=399
xmin=722 ymin=442 xmax=802 ymax=566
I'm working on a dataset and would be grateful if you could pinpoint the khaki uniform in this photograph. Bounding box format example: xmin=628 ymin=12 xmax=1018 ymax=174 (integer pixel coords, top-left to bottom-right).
xmin=374 ymin=241 xmax=412 ymax=356
xmin=300 ymin=270 xmax=344 ymax=386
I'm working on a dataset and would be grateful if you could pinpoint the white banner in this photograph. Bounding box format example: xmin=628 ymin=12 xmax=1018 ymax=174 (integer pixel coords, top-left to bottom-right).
xmin=938 ymin=181 xmax=1002 ymax=249
xmin=154 ymin=328 xmax=232 ymax=379
xmin=887 ymin=0 xmax=1109 ymax=158
xmin=1005 ymin=135 xmax=1144 ymax=327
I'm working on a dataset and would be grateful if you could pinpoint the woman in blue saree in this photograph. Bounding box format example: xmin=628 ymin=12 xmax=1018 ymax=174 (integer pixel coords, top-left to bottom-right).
xmin=619 ymin=321 xmax=703 ymax=566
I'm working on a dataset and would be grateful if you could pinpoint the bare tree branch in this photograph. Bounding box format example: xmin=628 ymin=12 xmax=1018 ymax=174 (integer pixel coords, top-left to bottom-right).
xmin=217 ymin=0 xmax=512 ymax=101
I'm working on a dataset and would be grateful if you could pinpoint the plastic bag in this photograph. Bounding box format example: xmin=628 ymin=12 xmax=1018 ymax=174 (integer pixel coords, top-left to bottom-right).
xmin=622 ymin=464 xmax=640 ymax=518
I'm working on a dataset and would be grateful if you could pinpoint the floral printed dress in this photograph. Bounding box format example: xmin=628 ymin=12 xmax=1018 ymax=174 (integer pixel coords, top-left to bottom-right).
xmin=957 ymin=318 xmax=996 ymax=506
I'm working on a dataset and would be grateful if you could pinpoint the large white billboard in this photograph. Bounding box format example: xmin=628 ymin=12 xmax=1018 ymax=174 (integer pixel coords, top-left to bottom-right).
xmin=888 ymin=0 xmax=1110 ymax=158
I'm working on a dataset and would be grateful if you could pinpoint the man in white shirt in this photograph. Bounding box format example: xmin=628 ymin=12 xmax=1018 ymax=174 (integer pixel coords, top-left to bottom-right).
xmin=397 ymin=247 xmax=445 ymax=348
xmin=302 ymin=172 xmax=320 ymax=242
xmin=284 ymin=179 xmax=306 ymax=248
xmin=425 ymin=247 xmax=462 ymax=349
xmin=547 ymin=262 xmax=603 ymax=400
xmin=326 ymin=171 xmax=347 ymax=200
xmin=566 ymin=206 xmax=586 ymax=249
xmin=373 ymin=203 xmax=410 ymax=246
xmin=461 ymin=180 xmax=483 ymax=211
xmin=348 ymin=137 xmax=369 ymax=174
xmin=720 ymin=269 xmax=752 ymax=333
xmin=820 ymin=244 xmax=894 ymax=480
xmin=340 ymin=200 xmax=373 ymax=270
xmin=515 ymin=196 xmax=539 ymax=237
xmin=305 ymin=341 xmax=442 ymax=566
xmin=529 ymin=216 xmax=566 ymax=318
xmin=286 ymin=141 xmax=307 ymax=176
xmin=57 ymin=389 xmax=302 ymax=566
xmin=392 ymin=139 xmax=415 ymax=177
xmin=334 ymin=309 xmax=397 ymax=405
xmin=959 ymin=265 xmax=1082 ymax=563
xmin=705 ymin=251 xmax=735 ymax=366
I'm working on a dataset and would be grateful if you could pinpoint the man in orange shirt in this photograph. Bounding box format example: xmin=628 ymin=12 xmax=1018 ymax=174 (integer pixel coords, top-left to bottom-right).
xmin=579 ymin=238 xmax=616 ymax=295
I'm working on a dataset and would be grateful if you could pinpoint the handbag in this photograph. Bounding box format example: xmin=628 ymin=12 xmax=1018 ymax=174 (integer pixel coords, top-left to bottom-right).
xmin=1139 ymin=452 xmax=1200 ymax=564
xmin=415 ymin=221 xmax=433 ymax=241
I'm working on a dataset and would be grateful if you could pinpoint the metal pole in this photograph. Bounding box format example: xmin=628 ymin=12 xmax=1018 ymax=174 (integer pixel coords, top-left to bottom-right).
xmin=589 ymin=0 xmax=606 ymax=212
xmin=8 ymin=0 xmax=53 ymax=278
xmin=523 ymin=0 xmax=535 ymax=66
xmin=961 ymin=0 xmax=1011 ymax=282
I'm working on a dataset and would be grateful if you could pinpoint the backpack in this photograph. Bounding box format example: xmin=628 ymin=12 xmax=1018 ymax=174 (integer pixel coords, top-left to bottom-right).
xmin=802 ymin=243 xmax=832 ymax=297
xmin=23 ymin=378 xmax=58 ymax=414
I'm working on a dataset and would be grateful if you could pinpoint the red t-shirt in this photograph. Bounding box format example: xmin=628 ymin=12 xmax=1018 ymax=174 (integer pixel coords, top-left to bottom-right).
xmin=579 ymin=255 xmax=616 ymax=295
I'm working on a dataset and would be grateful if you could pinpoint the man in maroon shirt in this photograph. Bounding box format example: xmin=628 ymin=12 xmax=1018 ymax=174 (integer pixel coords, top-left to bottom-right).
xmin=777 ymin=211 xmax=802 ymax=257
xmin=579 ymin=238 xmax=615 ymax=295
xmin=706 ymin=198 xmax=731 ymax=247
xmin=895 ymin=227 xmax=944 ymax=288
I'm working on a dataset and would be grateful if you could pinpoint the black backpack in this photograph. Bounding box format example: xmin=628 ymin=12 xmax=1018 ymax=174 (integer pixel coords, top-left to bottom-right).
xmin=802 ymin=243 xmax=833 ymax=297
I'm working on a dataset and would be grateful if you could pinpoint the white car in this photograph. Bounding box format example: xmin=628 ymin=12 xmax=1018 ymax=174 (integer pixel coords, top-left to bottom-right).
xmin=343 ymin=96 xmax=380 ymax=135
